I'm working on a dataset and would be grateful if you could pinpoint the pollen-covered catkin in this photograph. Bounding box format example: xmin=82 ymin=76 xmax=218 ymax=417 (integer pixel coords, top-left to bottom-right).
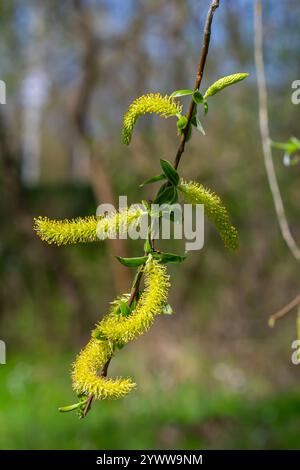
xmin=34 ymin=206 xmax=144 ymax=246
xmin=72 ymin=339 xmax=136 ymax=400
xmin=72 ymin=258 xmax=170 ymax=401
xmin=95 ymin=259 xmax=170 ymax=343
xmin=178 ymin=179 xmax=238 ymax=250
xmin=122 ymin=93 xmax=182 ymax=145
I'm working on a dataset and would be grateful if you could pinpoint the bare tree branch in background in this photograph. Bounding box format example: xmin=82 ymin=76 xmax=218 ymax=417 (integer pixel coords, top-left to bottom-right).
xmin=254 ymin=0 xmax=300 ymax=261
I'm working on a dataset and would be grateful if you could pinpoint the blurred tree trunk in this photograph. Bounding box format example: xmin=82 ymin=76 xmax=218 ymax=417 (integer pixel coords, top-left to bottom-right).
xmin=0 ymin=110 xmax=90 ymax=341
xmin=69 ymin=0 xmax=131 ymax=294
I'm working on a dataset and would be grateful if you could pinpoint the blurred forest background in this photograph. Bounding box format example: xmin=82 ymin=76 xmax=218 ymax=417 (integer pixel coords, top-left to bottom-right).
xmin=0 ymin=0 xmax=300 ymax=450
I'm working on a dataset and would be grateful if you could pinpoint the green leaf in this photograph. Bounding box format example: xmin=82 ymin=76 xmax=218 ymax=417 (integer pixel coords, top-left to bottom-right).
xmin=191 ymin=116 xmax=205 ymax=135
xmin=92 ymin=330 xmax=108 ymax=341
xmin=153 ymin=251 xmax=186 ymax=264
xmin=143 ymin=239 xmax=152 ymax=254
xmin=59 ymin=403 xmax=81 ymax=413
xmin=271 ymin=137 xmax=300 ymax=155
xmin=193 ymin=90 xmax=203 ymax=104
xmin=119 ymin=300 xmax=131 ymax=317
xmin=154 ymin=186 xmax=177 ymax=205
xmin=203 ymin=101 xmax=209 ymax=115
xmin=139 ymin=174 xmax=166 ymax=187
xmin=176 ymin=115 xmax=188 ymax=130
xmin=116 ymin=256 xmax=148 ymax=267
xmin=160 ymin=159 xmax=179 ymax=186
xmin=204 ymin=73 xmax=249 ymax=99
xmin=162 ymin=303 xmax=173 ymax=315
xmin=170 ymin=89 xmax=194 ymax=98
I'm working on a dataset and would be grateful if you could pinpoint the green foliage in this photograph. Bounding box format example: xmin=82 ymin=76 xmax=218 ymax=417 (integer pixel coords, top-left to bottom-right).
xmin=271 ymin=136 xmax=300 ymax=166
xmin=160 ymin=159 xmax=180 ymax=186
xmin=116 ymin=256 xmax=148 ymax=267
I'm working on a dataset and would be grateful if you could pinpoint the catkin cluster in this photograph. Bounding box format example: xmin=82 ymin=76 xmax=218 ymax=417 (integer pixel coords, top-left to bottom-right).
xmin=72 ymin=258 xmax=170 ymax=400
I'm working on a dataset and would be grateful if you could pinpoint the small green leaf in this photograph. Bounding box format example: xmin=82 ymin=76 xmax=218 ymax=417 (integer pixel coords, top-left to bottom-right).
xmin=204 ymin=73 xmax=249 ymax=99
xmin=191 ymin=116 xmax=205 ymax=135
xmin=116 ymin=256 xmax=148 ymax=267
xmin=177 ymin=115 xmax=188 ymax=131
xmin=154 ymin=186 xmax=177 ymax=205
xmin=193 ymin=90 xmax=204 ymax=104
xmin=92 ymin=330 xmax=108 ymax=341
xmin=170 ymin=89 xmax=194 ymax=98
xmin=162 ymin=303 xmax=173 ymax=315
xmin=139 ymin=174 xmax=166 ymax=188
xmin=119 ymin=300 xmax=131 ymax=317
xmin=59 ymin=403 xmax=81 ymax=413
xmin=271 ymin=137 xmax=300 ymax=155
xmin=160 ymin=159 xmax=179 ymax=186
xmin=203 ymin=101 xmax=209 ymax=115
xmin=144 ymin=239 xmax=152 ymax=254
xmin=153 ymin=252 xmax=186 ymax=264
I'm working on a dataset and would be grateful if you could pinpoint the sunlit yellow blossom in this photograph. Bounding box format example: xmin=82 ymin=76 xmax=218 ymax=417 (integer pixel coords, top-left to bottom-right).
xmin=72 ymin=339 xmax=135 ymax=400
xmin=72 ymin=258 xmax=170 ymax=401
xmin=34 ymin=206 xmax=144 ymax=246
xmin=178 ymin=179 xmax=238 ymax=250
xmin=122 ymin=93 xmax=182 ymax=145
xmin=95 ymin=259 xmax=170 ymax=343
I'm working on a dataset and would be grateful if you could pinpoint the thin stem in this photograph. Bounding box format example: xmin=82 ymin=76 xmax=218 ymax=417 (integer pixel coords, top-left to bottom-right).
xmin=173 ymin=0 xmax=219 ymax=170
xmin=254 ymin=0 xmax=300 ymax=261
xmin=82 ymin=0 xmax=220 ymax=418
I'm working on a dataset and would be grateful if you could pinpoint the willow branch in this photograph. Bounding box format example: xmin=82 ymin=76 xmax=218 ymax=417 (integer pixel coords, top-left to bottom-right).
xmin=173 ymin=0 xmax=219 ymax=170
xmin=254 ymin=0 xmax=300 ymax=261
xmin=82 ymin=0 xmax=220 ymax=417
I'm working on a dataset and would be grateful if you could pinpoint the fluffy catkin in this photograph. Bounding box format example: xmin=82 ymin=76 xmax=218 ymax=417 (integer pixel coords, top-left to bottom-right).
xmin=122 ymin=93 xmax=182 ymax=145
xmin=34 ymin=206 xmax=144 ymax=246
xmin=72 ymin=339 xmax=135 ymax=400
xmin=72 ymin=258 xmax=170 ymax=400
xmin=179 ymin=179 xmax=238 ymax=250
xmin=95 ymin=259 xmax=170 ymax=343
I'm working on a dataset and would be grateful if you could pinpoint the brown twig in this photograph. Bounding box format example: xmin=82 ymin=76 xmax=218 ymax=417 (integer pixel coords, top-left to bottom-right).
xmin=268 ymin=293 xmax=300 ymax=328
xmin=82 ymin=0 xmax=220 ymax=418
xmin=173 ymin=0 xmax=219 ymax=170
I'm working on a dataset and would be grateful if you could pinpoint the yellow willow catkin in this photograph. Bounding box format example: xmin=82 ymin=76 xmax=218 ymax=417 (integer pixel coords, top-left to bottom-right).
xmin=72 ymin=339 xmax=135 ymax=400
xmin=33 ymin=206 xmax=144 ymax=246
xmin=72 ymin=259 xmax=170 ymax=400
xmin=122 ymin=93 xmax=182 ymax=145
xmin=178 ymin=179 xmax=239 ymax=250
xmin=95 ymin=259 xmax=170 ymax=343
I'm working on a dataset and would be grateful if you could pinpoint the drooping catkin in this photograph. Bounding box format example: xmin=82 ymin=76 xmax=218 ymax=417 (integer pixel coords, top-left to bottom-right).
xmin=95 ymin=259 xmax=170 ymax=343
xmin=122 ymin=93 xmax=182 ymax=145
xmin=178 ymin=179 xmax=239 ymax=250
xmin=72 ymin=258 xmax=170 ymax=400
xmin=34 ymin=206 xmax=144 ymax=246
xmin=72 ymin=339 xmax=136 ymax=400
